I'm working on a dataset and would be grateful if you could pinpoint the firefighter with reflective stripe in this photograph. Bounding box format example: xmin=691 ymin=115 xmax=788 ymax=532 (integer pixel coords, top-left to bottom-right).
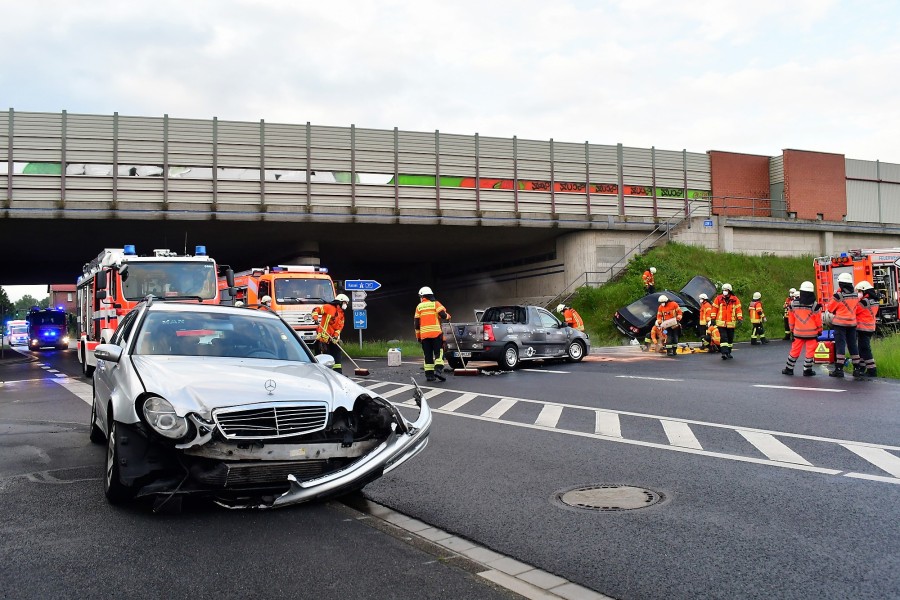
xmin=854 ymin=281 xmax=880 ymax=377
xmin=825 ymin=272 xmax=862 ymax=378
xmin=782 ymin=281 xmax=822 ymax=376
xmin=711 ymin=283 xmax=743 ymax=359
xmin=644 ymin=324 xmax=666 ymax=353
xmin=696 ymin=293 xmax=713 ymax=337
xmin=316 ymin=294 xmax=349 ymax=373
xmin=642 ymin=267 xmax=657 ymax=294
xmin=556 ymin=304 xmax=585 ymax=331
xmin=748 ymin=292 xmax=768 ymax=345
xmin=655 ymin=294 xmax=682 ymax=356
xmin=701 ymin=322 xmax=721 ymax=353
xmin=782 ymin=288 xmax=796 ymax=340
xmin=414 ymin=286 xmax=451 ymax=382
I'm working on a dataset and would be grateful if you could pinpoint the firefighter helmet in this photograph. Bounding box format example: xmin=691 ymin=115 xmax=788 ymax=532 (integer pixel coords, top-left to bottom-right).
xmin=556 ymin=304 xmax=566 ymax=313
xmin=418 ymin=286 xmax=433 ymax=296
xmin=752 ymin=292 xmax=761 ymax=300
xmin=789 ymin=287 xmax=797 ymax=295
xmin=722 ymin=283 xmax=732 ymax=292
xmin=335 ymin=294 xmax=350 ymax=303
xmin=658 ymin=294 xmax=669 ymax=303
xmin=800 ymin=281 xmax=815 ymax=292
xmin=855 ymin=281 xmax=873 ymax=291
xmin=699 ymin=293 xmax=708 ymax=300
xmin=649 ymin=267 xmax=657 ymax=274
xmin=837 ymin=272 xmax=854 ymax=284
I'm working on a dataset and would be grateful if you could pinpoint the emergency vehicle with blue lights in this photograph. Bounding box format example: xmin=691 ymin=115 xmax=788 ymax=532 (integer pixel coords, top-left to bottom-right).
xmin=5 ymin=319 xmax=29 ymax=346
xmin=76 ymin=244 xmax=232 ymax=376
xmin=814 ymin=247 xmax=900 ymax=332
xmin=26 ymin=307 xmax=69 ymax=350
xmin=217 ymin=265 xmax=336 ymax=344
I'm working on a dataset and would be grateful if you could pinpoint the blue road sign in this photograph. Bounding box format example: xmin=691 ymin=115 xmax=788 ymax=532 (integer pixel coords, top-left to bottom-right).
xmin=703 ymin=219 xmax=714 ymax=228
xmin=353 ymin=310 xmax=367 ymax=330
xmin=344 ymin=279 xmax=382 ymax=291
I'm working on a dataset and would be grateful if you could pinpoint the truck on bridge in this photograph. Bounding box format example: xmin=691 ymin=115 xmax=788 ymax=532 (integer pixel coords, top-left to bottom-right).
xmin=76 ymin=244 xmax=233 ymax=376
xmin=217 ymin=265 xmax=336 ymax=345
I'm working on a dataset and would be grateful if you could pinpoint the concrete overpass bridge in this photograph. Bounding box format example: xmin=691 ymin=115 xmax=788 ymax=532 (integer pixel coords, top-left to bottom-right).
xmin=3 ymin=109 xmax=899 ymax=338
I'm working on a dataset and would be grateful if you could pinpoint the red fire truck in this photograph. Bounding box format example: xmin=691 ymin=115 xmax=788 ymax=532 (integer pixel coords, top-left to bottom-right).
xmin=76 ymin=244 xmax=233 ymax=376
xmin=813 ymin=248 xmax=900 ymax=332
xmin=218 ymin=265 xmax=336 ymax=345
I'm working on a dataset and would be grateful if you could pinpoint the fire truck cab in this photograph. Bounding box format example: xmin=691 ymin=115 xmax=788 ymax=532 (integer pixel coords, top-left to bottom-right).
xmin=76 ymin=244 xmax=231 ymax=376
xmin=813 ymin=248 xmax=900 ymax=332
xmin=218 ymin=265 xmax=335 ymax=344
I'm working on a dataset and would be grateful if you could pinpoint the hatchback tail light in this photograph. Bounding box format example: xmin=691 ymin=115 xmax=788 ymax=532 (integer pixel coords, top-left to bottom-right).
xmin=483 ymin=324 xmax=495 ymax=342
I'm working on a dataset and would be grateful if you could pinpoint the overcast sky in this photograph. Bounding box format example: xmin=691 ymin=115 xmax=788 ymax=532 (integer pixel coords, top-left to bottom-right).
xmin=2 ymin=0 xmax=898 ymax=165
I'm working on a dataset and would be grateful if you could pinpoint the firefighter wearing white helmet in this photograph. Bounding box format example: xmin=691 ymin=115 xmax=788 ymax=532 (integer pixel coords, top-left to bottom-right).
xmin=825 ymin=272 xmax=862 ymax=378
xmin=854 ymin=280 xmax=880 ymax=377
xmin=655 ymin=294 xmax=682 ymax=356
xmin=712 ymin=283 xmax=743 ymax=359
xmin=316 ymin=293 xmax=349 ymax=373
xmin=642 ymin=267 xmax=657 ymax=294
xmin=415 ymin=286 xmax=451 ymax=382
xmin=783 ymin=288 xmax=797 ymax=339
xmin=556 ymin=303 xmax=585 ymax=331
xmin=782 ymin=281 xmax=823 ymax=377
xmin=749 ymin=292 xmax=768 ymax=345
xmin=697 ymin=292 xmax=714 ymax=336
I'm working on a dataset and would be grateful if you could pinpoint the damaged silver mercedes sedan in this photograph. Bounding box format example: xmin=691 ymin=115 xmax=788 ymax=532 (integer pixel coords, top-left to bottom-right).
xmin=89 ymin=299 xmax=430 ymax=511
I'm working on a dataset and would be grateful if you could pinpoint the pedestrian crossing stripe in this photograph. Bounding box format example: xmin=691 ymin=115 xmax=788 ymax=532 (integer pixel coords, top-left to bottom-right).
xmin=357 ymin=379 xmax=900 ymax=486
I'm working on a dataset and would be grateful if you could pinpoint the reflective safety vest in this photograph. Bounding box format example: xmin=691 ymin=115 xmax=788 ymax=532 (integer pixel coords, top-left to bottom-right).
xmin=712 ymin=294 xmax=743 ymax=328
xmin=414 ymin=299 xmax=450 ymax=340
xmin=642 ymin=270 xmax=654 ymax=288
xmin=749 ymin=300 xmax=765 ymax=323
xmin=855 ymin=298 xmax=878 ymax=333
xmin=783 ymin=296 xmax=793 ymax=317
xmin=826 ymin=292 xmax=859 ymax=327
xmin=656 ymin=301 xmax=683 ymax=326
xmin=789 ymin=303 xmax=823 ymax=339
xmin=563 ymin=308 xmax=585 ymax=331
xmin=316 ymin=303 xmax=344 ymax=342
xmin=699 ymin=301 xmax=714 ymax=326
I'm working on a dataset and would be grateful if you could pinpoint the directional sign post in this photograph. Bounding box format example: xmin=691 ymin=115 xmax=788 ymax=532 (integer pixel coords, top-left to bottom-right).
xmin=351 ymin=301 xmax=367 ymax=311
xmin=344 ymin=280 xmax=382 ymax=292
xmin=351 ymin=291 xmax=367 ymax=301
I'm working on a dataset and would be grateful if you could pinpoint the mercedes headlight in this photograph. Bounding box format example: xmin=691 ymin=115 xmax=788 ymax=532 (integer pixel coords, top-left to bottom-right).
xmin=143 ymin=396 xmax=189 ymax=439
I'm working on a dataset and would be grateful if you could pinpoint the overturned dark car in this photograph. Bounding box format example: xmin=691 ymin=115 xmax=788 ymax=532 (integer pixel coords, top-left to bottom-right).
xmin=613 ymin=275 xmax=717 ymax=339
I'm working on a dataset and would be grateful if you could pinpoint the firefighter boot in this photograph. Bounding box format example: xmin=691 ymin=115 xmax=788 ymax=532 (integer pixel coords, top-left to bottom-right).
xmin=425 ymin=371 xmax=436 ymax=382
xmin=761 ymin=337 xmax=769 ymax=345
xmin=828 ymin=364 xmax=844 ymax=378
xmin=852 ymin=364 xmax=866 ymax=378
xmin=802 ymin=368 xmax=816 ymax=376
xmin=781 ymin=367 xmax=793 ymax=376
xmin=434 ymin=364 xmax=446 ymax=382
xmin=866 ymin=368 xmax=878 ymax=377
xmin=751 ymin=339 xmax=759 ymax=345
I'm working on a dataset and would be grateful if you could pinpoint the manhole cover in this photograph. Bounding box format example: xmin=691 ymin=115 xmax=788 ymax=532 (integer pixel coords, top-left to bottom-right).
xmin=553 ymin=484 xmax=663 ymax=512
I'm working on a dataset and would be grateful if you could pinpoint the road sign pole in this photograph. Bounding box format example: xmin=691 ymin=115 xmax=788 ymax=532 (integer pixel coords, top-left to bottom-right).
xmin=359 ymin=329 xmax=362 ymax=349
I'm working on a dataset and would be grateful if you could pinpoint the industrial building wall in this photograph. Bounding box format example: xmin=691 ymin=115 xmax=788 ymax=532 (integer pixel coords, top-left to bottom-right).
xmin=708 ymin=151 xmax=771 ymax=216
xmin=845 ymin=158 xmax=900 ymax=224
xmin=783 ymin=149 xmax=847 ymax=221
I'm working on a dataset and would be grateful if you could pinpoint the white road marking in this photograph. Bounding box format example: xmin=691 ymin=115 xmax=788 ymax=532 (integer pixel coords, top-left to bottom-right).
xmin=842 ymin=445 xmax=900 ymax=478
xmin=439 ymin=393 xmax=477 ymax=412
xmin=363 ymin=381 xmax=395 ymax=391
xmin=844 ymin=473 xmax=900 ymax=485
xmin=534 ymin=404 xmax=563 ymax=428
xmin=53 ymin=378 xmax=93 ymax=405
xmin=738 ymin=431 xmax=812 ymax=465
xmin=594 ymin=411 xmax=622 ymax=438
xmin=482 ymin=398 xmax=517 ymax=419
xmin=379 ymin=384 xmax=414 ymax=399
xmin=423 ymin=388 xmax=447 ymax=400
xmin=753 ymin=384 xmax=845 ymax=393
xmin=616 ymin=375 xmax=683 ymax=382
xmin=661 ymin=420 xmax=703 ymax=449
xmin=520 ymin=368 xmax=570 ymax=374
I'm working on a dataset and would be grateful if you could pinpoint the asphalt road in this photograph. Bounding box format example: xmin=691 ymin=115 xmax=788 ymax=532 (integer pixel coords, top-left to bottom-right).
xmin=2 ymin=341 xmax=899 ymax=600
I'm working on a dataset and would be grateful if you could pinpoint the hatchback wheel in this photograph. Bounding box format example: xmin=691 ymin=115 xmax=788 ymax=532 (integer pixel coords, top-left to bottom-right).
xmin=104 ymin=418 xmax=135 ymax=504
xmin=499 ymin=344 xmax=519 ymax=370
xmin=89 ymin=385 xmax=105 ymax=444
xmin=566 ymin=340 xmax=585 ymax=362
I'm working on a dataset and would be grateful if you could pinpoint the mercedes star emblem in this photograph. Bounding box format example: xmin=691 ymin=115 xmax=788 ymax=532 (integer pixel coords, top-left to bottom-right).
xmin=264 ymin=379 xmax=276 ymax=395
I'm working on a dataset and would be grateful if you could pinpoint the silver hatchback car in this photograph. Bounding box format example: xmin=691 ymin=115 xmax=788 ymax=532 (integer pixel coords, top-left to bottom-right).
xmin=90 ymin=298 xmax=431 ymax=511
